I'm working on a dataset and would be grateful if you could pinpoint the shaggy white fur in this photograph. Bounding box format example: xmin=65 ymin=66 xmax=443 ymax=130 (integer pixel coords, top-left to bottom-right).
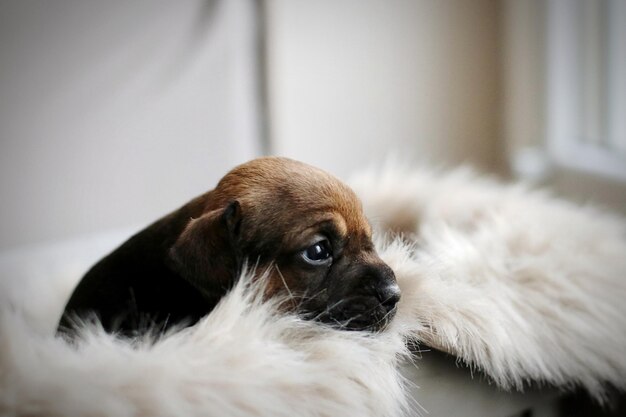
xmin=350 ymin=166 xmax=626 ymax=401
xmin=1 ymin=165 xmax=625 ymax=416
xmin=0 ymin=272 xmax=412 ymax=417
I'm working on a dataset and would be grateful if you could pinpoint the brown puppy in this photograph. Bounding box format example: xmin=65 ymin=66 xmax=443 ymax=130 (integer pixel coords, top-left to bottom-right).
xmin=59 ymin=157 xmax=400 ymax=336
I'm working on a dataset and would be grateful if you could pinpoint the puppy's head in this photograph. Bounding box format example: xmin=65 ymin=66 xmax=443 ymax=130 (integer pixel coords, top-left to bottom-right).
xmin=170 ymin=157 xmax=400 ymax=331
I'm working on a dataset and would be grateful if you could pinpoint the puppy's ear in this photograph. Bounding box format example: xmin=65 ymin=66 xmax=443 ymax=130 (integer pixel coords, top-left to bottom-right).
xmin=168 ymin=201 xmax=243 ymax=297
xmin=223 ymin=200 xmax=243 ymax=243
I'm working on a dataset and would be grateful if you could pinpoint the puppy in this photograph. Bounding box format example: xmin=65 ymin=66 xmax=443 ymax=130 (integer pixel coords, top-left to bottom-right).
xmin=58 ymin=157 xmax=400 ymax=336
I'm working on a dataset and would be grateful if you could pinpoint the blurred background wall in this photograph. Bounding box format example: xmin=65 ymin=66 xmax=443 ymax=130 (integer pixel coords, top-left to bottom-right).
xmin=0 ymin=0 xmax=263 ymax=250
xmin=264 ymin=0 xmax=503 ymax=178
xmin=0 ymin=0 xmax=624 ymax=251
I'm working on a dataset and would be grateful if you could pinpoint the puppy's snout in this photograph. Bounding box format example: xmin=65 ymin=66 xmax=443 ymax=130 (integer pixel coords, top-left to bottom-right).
xmin=365 ymin=264 xmax=400 ymax=312
xmin=323 ymin=262 xmax=401 ymax=331
xmin=376 ymin=283 xmax=401 ymax=313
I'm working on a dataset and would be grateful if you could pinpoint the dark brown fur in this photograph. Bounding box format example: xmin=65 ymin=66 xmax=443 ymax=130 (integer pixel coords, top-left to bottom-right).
xmin=59 ymin=157 xmax=400 ymax=336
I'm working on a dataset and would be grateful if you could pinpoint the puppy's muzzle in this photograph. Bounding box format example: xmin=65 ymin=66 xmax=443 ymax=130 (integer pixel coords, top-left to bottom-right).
xmin=327 ymin=266 xmax=401 ymax=332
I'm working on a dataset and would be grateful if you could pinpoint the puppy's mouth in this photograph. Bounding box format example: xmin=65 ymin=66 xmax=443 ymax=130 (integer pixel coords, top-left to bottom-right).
xmin=315 ymin=295 xmax=398 ymax=332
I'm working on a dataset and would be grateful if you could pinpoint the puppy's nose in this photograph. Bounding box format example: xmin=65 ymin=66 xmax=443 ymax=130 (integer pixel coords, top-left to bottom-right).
xmin=363 ymin=264 xmax=400 ymax=312
xmin=376 ymin=283 xmax=401 ymax=313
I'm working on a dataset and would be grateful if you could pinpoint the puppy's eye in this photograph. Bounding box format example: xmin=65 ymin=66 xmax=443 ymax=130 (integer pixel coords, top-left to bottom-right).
xmin=301 ymin=240 xmax=332 ymax=265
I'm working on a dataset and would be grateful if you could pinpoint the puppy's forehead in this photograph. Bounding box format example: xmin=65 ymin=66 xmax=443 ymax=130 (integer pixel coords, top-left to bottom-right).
xmin=216 ymin=157 xmax=371 ymax=236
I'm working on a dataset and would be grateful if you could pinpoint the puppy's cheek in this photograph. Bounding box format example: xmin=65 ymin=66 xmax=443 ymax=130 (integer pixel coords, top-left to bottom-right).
xmin=262 ymin=272 xmax=285 ymax=298
xmin=263 ymin=265 xmax=331 ymax=314
xmin=257 ymin=269 xmax=298 ymax=310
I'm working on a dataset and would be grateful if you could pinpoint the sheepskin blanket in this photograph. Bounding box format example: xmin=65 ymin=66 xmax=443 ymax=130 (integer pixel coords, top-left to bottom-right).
xmin=1 ymin=166 xmax=626 ymax=416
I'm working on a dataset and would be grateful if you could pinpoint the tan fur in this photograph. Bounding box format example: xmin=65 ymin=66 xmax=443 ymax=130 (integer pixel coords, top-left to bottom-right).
xmin=213 ymin=157 xmax=371 ymax=239
xmin=177 ymin=157 xmax=376 ymax=301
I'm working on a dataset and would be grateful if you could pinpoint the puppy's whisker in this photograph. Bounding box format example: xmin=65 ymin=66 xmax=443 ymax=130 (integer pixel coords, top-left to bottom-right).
xmin=275 ymin=266 xmax=294 ymax=301
xmin=288 ymin=287 xmax=329 ymax=313
xmin=301 ymin=304 xmax=331 ymax=322
xmin=377 ymin=307 xmax=397 ymax=327
xmin=305 ymin=299 xmax=347 ymax=323
xmin=383 ymin=305 xmax=397 ymax=321
xmin=326 ymin=298 xmax=348 ymax=312
xmin=330 ymin=317 xmax=347 ymax=329
xmin=298 ymin=287 xmax=327 ymax=304
xmin=302 ymin=307 xmax=330 ymax=322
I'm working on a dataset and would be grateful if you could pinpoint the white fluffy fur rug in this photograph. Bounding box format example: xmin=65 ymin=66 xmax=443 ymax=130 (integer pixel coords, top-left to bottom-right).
xmin=1 ymin=166 xmax=626 ymax=416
